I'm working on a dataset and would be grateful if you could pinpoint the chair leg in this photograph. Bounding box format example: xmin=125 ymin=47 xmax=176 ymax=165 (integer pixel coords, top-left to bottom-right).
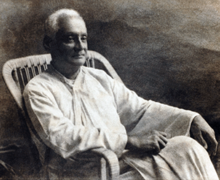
xmin=100 ymin=158 xmax=108 ymax=180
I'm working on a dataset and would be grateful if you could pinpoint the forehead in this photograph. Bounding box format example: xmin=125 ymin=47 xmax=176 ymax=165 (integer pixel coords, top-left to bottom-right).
xmin=57 ymin=16 xmax=87 ymax=35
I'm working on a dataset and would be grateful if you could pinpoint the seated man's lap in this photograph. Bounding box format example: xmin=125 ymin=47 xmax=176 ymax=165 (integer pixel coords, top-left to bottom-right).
xmin=46 ymin=136 xmax=217 ymax=180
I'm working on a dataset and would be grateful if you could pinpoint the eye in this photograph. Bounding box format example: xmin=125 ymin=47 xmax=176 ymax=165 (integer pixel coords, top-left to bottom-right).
xmin=61 ymin=35 xmax=75 ymax=43
xmin=81 ymin=35 xmax=87 ymax=42
xmin=67 ymin=36 xmax=75 ymax=42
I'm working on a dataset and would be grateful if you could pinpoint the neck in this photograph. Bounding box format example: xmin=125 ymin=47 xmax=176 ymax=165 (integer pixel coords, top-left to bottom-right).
xmin=51 ymin=60 xmax=81 ymax=80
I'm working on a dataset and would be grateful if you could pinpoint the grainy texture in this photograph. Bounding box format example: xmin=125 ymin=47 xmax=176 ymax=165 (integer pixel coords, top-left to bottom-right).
xmin=1 ymin=0 xmax=220 ymax=177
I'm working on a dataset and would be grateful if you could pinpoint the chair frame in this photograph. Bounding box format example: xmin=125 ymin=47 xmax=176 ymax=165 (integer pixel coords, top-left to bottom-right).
xmin=2 ymin=50 xmax=122 ymax=180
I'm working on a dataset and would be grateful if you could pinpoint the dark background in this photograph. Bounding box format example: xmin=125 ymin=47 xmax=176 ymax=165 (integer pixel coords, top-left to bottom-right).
xmin=1 ymin=0 xmax=220 ymax=177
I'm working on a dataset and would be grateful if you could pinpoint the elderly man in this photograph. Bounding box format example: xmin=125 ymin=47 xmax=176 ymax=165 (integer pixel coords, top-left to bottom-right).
xmin=23 ymin=9 xmax=219 ymax=180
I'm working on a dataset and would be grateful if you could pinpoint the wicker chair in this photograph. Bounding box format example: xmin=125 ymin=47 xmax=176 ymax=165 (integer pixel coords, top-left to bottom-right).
xmin=2 ymin=50 xmax=123 ymax=180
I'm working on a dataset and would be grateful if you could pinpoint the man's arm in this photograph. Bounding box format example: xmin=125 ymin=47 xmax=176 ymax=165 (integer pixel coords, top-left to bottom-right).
xmin=107 ymin=74 xmax=217 ymax=155
xmin=125 ymin=116 xmax=218 ymax=155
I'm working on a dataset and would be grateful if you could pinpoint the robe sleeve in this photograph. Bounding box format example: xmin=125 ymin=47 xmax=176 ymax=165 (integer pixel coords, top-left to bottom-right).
xmin=23 ymin=82 xmax=127 ymax=159
xmin=106 ymin=74 xmax=199 ymax=138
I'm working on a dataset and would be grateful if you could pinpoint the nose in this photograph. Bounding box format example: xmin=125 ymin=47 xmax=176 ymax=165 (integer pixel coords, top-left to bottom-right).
xmin=74 ymin=38 xmax=83 ymax=51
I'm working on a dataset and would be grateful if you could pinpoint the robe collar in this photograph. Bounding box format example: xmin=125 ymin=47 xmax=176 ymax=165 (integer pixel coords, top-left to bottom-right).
xmin=47 ymin=64 xmax=84 ymax=90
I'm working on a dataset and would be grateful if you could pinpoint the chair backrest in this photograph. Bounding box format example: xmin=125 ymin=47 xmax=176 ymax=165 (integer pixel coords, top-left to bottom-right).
xmin=2 ymin=50 xmax=123 ymax=111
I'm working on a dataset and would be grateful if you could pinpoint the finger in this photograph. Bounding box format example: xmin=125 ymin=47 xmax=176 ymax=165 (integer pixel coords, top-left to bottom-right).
xmin=159 ymin=135 xmax=168 ymax=144
xmin=158 ymin=131 xmax=168 ymax=137
xmin=158 ymin=138 xmax=167 ymax=149
xmin=192 ymin=131 xmax=208 ymax=149
xmin=151 ymin=141 xmax=161 ymax=154
xmin=203 ymin=132 xmax=218 ymax=156
xmin=209 ymin=142 xmax=218 ymax=156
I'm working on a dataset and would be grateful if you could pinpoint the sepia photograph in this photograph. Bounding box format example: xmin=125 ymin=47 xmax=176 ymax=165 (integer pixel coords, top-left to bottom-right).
xmin=0 ymin=0 xmax=220 ymax=179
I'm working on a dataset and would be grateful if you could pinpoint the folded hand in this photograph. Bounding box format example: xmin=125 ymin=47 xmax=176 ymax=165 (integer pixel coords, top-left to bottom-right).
xmin=127 ymin=130 xmax=168 ymax=154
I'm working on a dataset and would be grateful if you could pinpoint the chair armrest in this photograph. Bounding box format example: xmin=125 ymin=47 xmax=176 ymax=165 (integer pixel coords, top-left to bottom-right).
xmin=91 ymin=148 xmax=119 ymax=180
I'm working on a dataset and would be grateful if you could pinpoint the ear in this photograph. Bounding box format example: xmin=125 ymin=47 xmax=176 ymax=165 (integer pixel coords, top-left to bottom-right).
xmin=43 ymin=35 xmax=53 ymax=52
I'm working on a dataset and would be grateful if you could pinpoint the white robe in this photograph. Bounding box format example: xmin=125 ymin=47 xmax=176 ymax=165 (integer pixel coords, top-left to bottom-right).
xmin=23 ymin=65 xmax=218 ymax=180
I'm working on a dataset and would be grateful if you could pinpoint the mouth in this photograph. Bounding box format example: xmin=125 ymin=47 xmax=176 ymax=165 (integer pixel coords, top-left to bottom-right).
xmin=72 ymin=54 xmax=85 ymax=58
xmin=72 ymin=55 xmax=85 ymax=60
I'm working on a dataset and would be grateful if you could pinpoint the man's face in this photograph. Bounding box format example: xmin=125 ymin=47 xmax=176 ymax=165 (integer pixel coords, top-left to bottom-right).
xmin=51 ymin=17 xmax=88 ymax=67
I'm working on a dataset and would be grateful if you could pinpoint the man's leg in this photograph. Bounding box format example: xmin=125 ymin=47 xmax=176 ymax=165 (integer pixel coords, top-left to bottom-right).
xmin=154 ymin=136 xmax=218 ymax=180
xmin=122 ymin=136 xmax=218 ymax=180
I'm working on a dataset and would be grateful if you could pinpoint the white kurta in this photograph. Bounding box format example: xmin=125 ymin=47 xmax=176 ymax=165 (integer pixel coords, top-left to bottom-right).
xmin=23 ymin=65 xmax=218 ymax=180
